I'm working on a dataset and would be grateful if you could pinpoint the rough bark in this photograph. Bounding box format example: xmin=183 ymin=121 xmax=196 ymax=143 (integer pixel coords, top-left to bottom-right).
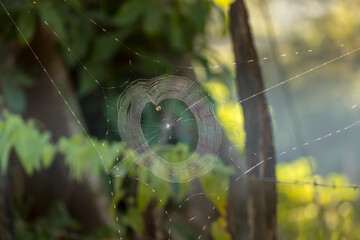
xmin=10 ymin=25 xmax=112 ymax=231
xmin=229 ymin=1 xmax=277 ymax=240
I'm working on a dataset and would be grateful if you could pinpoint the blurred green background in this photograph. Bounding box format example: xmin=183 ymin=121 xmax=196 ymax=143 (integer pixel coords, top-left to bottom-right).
xmin=1 ymin=0 xmax=360 ymax=239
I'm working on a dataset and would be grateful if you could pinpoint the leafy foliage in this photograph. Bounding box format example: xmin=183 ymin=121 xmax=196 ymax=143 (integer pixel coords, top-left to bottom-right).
xmin=0 ymin=111 xmax=121 ymax=178
xmin=0 ymin=111 xmax=53 ymax=174
xmin=0 ymin=0 xmax=215 ymax=134
xmin=200 ymin=162 xmax=235 ymax=215
xmin=0 ymin=111 xmax=237 ymax=239
xmin=2 ymin=0 xmax=358 ymax=239
xmin=0 ymin=67 xmax=33 ymax=113
xmin=211 ymin=216 xmax=231 ymax=240
xmin=58 ymin=135 xmax=121 ymax=180
xmin=277 ymin=158 xmax=360 ymax=239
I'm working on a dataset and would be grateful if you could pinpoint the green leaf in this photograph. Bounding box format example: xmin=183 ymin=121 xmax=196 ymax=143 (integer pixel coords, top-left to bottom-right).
xmin=143 ymin=9 xmax=162 ymax=36
xmin=124 ymin=207 xmax=144 ymax=235
xmin=62 ymin=15 xmax=93 ymax=67
xmin=0 ymin=67 xmax=34 ymax=113
xmin=0 ymin=142 xmax=11 ymax=173
xmin=65 ymin=0 xmax=82 ymax=9
xmin=99 ymin=140 xmax=123 ymax=171
xmin=187 ymin=1 xmax=210 ymax=32
xmin=114 ymin=0 xmax=145 ymax=26
xmin=0 ymin=67 xmax=34 ymax=87
xmin=170 ymin=19 xmax=184 ymax=51
xmin=211 ymin=217 xmax=231 ymax=240
xmin=58 ymin=135 xmax=95 ymax=180
xmin=199 ymin=161 xmax=235 ymax=215
xmin=17 ymin=8 xmax=37 ymax=45
xmin=42 ymin=144 xmax=56 ymax=168
xmin=2 ymin=80 xmax=26 ymax=113
xmin=77 ymin=64 xmax=106 ymax=97
xmin=90 ymin=35 xmax=119 ymax=63
xmin=155 ymin=143 xmax=191 ymax=163
xmin=213 ymin=0 xmax=235 ymax=8
xmin=59 ymin=135 xmax=122 ymax=180
xmin=38 ymin=4 xmax=66 ymax=40
xmin=137 ymin=180 xmax=153 ymax=212
xmin=110 ymin=190 xmax=125 ymax=216
xmin=111 ymin=148 xmax=137 ymax=178
xmin=0 ymin=112 xmax=55 ymax=174
xmin=14 ymin=128 xmax=50 ymax=175
xmin=151 ymin=176 xmax=171 ymax=209
xmin=172 ymin=182 xmax=190 ymax=201
xmin=0 ymin=113 xmax=24 ymax=172
xmin=0 ymin=119 xmax=9 ymax=171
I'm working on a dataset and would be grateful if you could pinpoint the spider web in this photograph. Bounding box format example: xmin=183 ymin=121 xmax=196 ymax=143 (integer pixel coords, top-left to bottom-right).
xmin=114 ymin=75 xmax=222 ymax=182
xmin=2 ymin=0 xmax=360 ymax=239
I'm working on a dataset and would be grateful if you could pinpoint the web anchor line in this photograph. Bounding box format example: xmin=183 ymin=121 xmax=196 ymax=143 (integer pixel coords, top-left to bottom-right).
xmin=193 ymin=116 xmax=360 ymax=239
xmin=25 ymin=0 xmax=360 ymax=136
xmin=59 ymin=0 xmax=350 ymax=71
xmin=252 ymin=177 xmax=360 ymax=190
xmin=168 ymin=46 xmax=360 ymax=124
xmin=3 ymin=1 xmax=360 ymax=239
xmin=227 ymin=118 xmax=360 ymax=191
xmin=0 ymin=1 xmax=129 ymax=239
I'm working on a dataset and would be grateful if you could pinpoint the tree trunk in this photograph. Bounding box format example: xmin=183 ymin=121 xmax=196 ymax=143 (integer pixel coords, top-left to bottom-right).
xmin=11 ymin=24 xmax=112 ymax=231
xmin=0 ymin=43 xmax=18 ymax=240
xmin=0 ymin=171 xmax=14 ymax=240
xmin=229 ymin=1 xmax=277 ymax=240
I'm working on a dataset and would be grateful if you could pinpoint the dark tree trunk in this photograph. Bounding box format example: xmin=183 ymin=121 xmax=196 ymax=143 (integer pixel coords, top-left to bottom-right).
xmin=0 ymin=43 xmax=18 ymax=240
xmin=0 ymin=171 xmax=14 ymax=240
xmin=10 ymin=25 xmax=112 ymax=231
xmin=229 ymin=1 xmax=277 ymax=240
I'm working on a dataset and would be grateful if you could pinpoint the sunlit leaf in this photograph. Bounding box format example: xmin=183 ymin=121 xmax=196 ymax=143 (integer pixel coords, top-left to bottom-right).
xmin=0 ymin=113 xmax=24 ymax=171
xmin=213 ymin=0 xmax=235 ymax=8
xmin=204 ymin=81 xmax=229 ymax=102
xmin=151 ymin=175 xmax=171 ymax=209
xmin=14 ymin=128 xmax=51 ymax=175
xmin=211 ymin=217 xmax=231 ymax=240
xmin=217 ymin=102 xmax=245 ymax=151
xmin=199 ymin=161 xmax=235 ymax=215
xmin=42 ymin=143 xmax=56 ymax=168
xmin=137 ymin=179 xmax=153 ymax=212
